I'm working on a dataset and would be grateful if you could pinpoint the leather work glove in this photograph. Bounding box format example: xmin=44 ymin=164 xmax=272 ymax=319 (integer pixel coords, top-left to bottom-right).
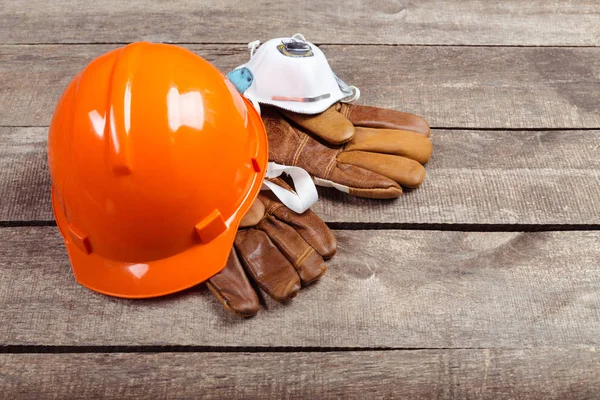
xmin=263 ymin=103 xmax=433 ymax=199
xmin=206 ymin=179 xmax=337 ymax=317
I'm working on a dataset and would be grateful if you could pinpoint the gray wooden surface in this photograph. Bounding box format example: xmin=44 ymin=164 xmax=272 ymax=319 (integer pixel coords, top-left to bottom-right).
xmin=1 ymin=1 xmax=599 ymax=398
xmin=2 ymin=350 xmax=600 ymax=400
xmin=3 ymin=127 xmax=600 ymax=225
xmin=1 ymin=0 xmax=599 ymax=45
xmin=2 ymin=228 xmax=600 ymax=348
xmin=3 ymin=45 xmax=599 ymax=129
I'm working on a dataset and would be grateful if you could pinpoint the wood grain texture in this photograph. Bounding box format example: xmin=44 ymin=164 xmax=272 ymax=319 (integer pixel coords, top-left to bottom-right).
xmin=2 ymin=349 xmax=599 ymax=399
xmin=0 ymin=128 xmax=49 ymax=221
xmin=1 ymin=0 xmax=599 ymax=46
xmin=3 ymin=127 xmax=600 ymax=225
xmin=318 ymin=129 xmax=600 ymax=225
xmin=1 ymin=1 xmax=598 ymax=397
xmin=2 ymin=45 xmax=599 ymax=129
xmin=2 ymin=228 xmax=600 ymax=348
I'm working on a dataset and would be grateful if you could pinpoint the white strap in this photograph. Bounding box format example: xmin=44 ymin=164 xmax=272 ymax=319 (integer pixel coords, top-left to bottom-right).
xmin=342 ymin=86 xmax=361 ymax=103
xmin=291 ymin=33 xmax=307 ymax=41
xmin=262 ymin=162 xmax=318 ymax=213
xmin=333 ymin=73 xmax=360 ymax=103
xmin=248 ymin=40 xmax=261 ymax=57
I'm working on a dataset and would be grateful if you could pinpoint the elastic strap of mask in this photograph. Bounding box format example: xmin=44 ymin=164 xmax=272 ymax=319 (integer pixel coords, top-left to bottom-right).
xmin=262 ymin=162 xmax=318 ymax=214
xmin=248 ymin=40 xmax=261 ymax=57
xmin=334 ymin=72 xmax=361 ymax=103
xmin=291 ymin=33 xmax=307 ymax=41
xmin=342 ymin=85 xmax=361 ymax=103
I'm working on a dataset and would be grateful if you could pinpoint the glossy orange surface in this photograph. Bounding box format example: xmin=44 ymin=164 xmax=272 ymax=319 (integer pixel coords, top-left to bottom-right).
xmin=48 ymin=42 xmax=268 ymax=298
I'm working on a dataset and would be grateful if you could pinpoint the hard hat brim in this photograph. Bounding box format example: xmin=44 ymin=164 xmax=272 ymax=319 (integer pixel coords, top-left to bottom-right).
xmin=53 ymin=183 xmax=244 ymax=299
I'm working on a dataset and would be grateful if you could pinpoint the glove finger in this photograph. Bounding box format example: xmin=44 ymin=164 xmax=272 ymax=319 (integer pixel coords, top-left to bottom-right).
xmin=266 ymin=201 xmax=337 ymax=260
xmin=239 ymin=197 xmax=265 ymax=228
xmin=281 ymin=105 xmax=355 ymax=145
xmin=258 ymin=215 xmax=328 ymax=285
xmin=317 ymin=162 xmax=402 ymax=199
xmin=338 ymin=151 xmax=426 ymax=188
xmin=339 ymin=103 xmax=430 ymax=137
xmin=206 ymin=249 xmax=260 ymax=318
xmin=234 ymin=229 xmax=301 ymax=302
xmin=262 ymin=106 xmax=402 ymax=198
xmin=345 ymin=127 xmax=432 ymax=165
xmin=257 ymin=184 xmax=336 ymax=259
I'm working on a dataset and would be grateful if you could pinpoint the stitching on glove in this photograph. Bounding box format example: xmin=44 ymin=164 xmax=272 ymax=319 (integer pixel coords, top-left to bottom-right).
xmin=205 ymin=281 xmax=231 ymax=308
xmin=339 ymin=102 xmax=353 ymax=119
xmin=263 ymin=202 xmax=284 ymax=216
xmin=292 ymin=134 xmax=310 ymax=166
xmin=323 ymin=156 xmax=337 ymax=180
xmin=324 ymin=143 xmax=346 ymax=179
xmin=294 ymin=246 xmax=314 ymax=269
xmin=206 ymin=280 xmax=255 ymax=318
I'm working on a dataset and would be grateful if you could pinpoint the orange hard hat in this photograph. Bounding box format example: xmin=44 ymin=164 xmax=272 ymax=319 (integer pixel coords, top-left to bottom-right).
xmin=48 ymin=42 xmax=267 ymax=298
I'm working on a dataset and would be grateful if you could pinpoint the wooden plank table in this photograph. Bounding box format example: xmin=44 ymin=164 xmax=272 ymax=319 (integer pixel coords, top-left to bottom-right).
xmin=1 ymin=1 xmax=599 ymax=398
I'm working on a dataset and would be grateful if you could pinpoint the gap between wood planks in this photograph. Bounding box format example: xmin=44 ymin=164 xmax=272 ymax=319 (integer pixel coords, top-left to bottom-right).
xmin=4 ymin=43 xmax=600 ymax=48
xmin=4 ymin=126 xmax=600 ymax=131
xmin=0 ymin=345 xmax=553 ymax=354
xmin=2 ymin=220 xmax=600 ymax=232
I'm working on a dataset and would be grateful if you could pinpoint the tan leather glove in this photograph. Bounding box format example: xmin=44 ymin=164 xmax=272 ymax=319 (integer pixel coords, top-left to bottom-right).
xmin=264 ymin=103 xmax=433 ymax=199
xmin=206 ymin=179 xmax=336 ymax=317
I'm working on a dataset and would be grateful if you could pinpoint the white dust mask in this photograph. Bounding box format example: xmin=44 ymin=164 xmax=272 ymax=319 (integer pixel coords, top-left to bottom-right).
xmin=227 ymin=34 xmax=360 ymax=115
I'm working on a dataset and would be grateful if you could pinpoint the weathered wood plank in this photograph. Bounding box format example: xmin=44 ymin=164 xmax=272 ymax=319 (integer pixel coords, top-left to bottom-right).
xmin=1 ymin=349 xmax=599 ymax=399
xmin=0 ymin=128 xmax=49 ymax=221
xmin=3 ymin=127 xmax=600 ymax=225
xmin=318 ymin=129 xmax=600 ymax=225
xmin=1 ymin=45 xmax=599 ymax=129
xmin=1 ymin=0 xmax=599 ymax=46
xmin=2 ymin=228 xmax=600 ymax=347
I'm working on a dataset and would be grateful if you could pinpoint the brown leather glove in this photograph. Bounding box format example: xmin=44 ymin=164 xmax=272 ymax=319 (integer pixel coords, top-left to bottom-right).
xmin=206 ymin=179 xmax=336 ymax=317
xmin=263 ymin=103 xmax=433 ymax=199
